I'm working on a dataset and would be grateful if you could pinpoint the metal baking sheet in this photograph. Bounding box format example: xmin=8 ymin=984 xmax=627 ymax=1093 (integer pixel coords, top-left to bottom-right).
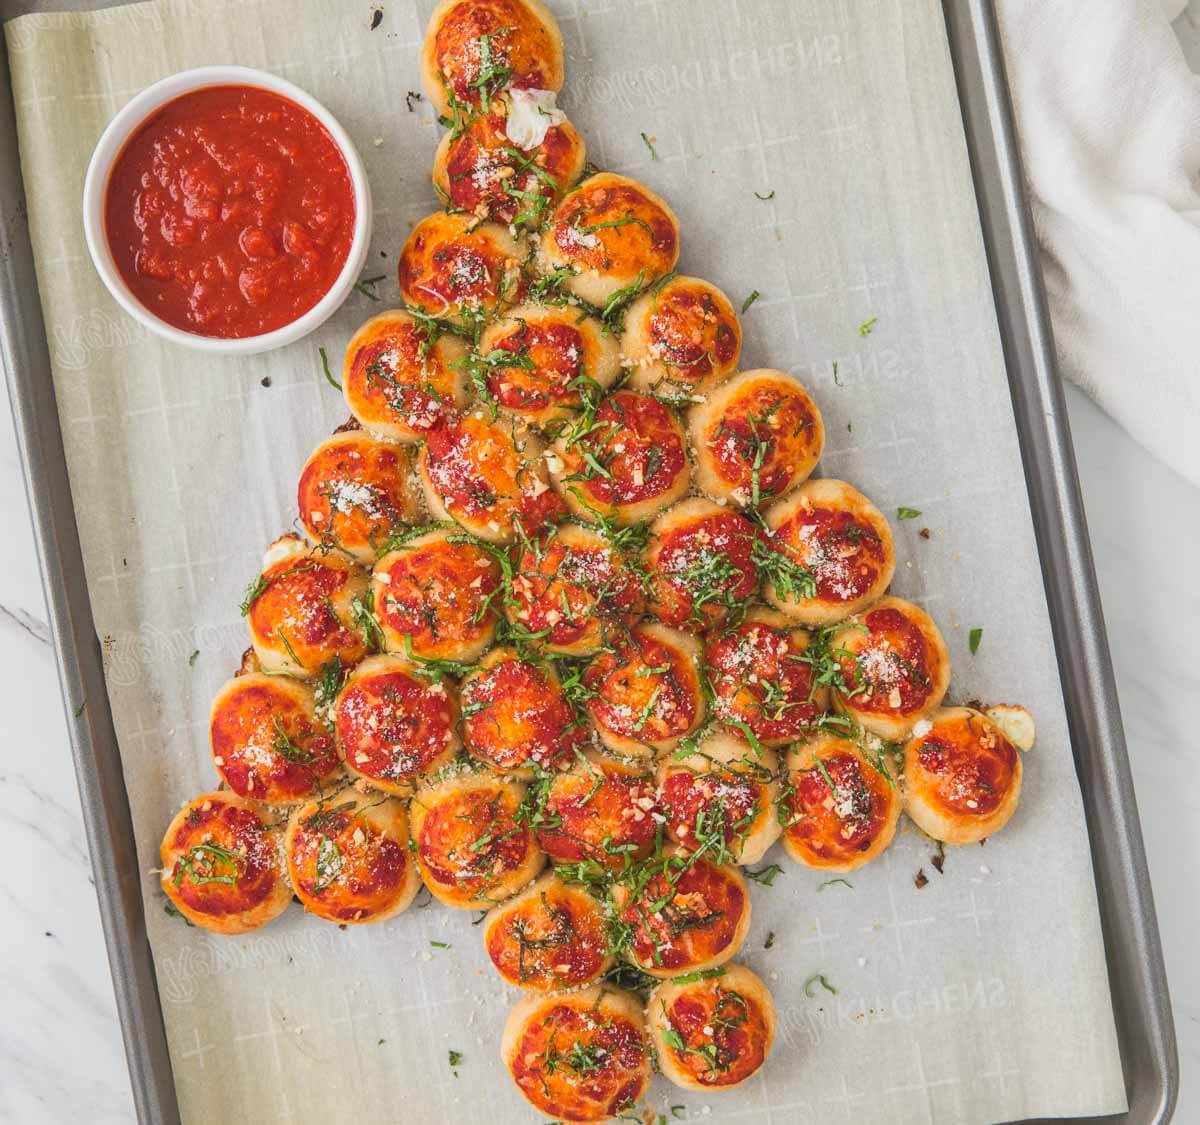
xmin=0 ymin=1 xmax=1177 ymax=1122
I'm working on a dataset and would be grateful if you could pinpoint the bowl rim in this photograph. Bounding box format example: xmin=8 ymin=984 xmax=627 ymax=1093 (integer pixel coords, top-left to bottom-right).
xmin=81 ymin=64 xmax=373 ymax=356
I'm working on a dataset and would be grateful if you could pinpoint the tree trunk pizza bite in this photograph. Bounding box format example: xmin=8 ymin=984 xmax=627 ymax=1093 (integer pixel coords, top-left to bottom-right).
xmin=647 ymin=498 xmax=758 ymax=630
xmin=342 ymin=310 xmax=469 ymax=443
xmin=507 ymin=521 xmax=645 ymax=656
xmin=418 ymin=407 xmax=564 ymax=543
xmin=705 ymin=608 xmax=828 ymax=747
xmin=901 ymin=707 xmax=1023 ymax=845
xmin=397 ymin=210 xmax=527 ymax=329
xmin=334 ymin=654 xmax=460 ymax=793
xmin=647 ymin=964 xmax=776 ymax=1092
xmin=244 ymin=535 xmax=371 ymax=677
xmin=780 ymin=733 xmax=900 ymax=873
xmin=658 ymin=729 xmax=781 ymax=866
xmin=761 ymin=478 xmax=896 ymax=626
xmin=501 ymin=986 xmax=652 ymax=1123
xmin=550 ymin=390 xmax=690 ymax=527
xmin=285 ymin=790 xmax=421 ymax=925
xmin=623 ymin=274 xmax=742 ymax=403
xmin=409 ymin=770 xmax=544 ymax=908
xmin=476 ymin=303 xmax=622 ymax=429
xmin=209 ymin=674 xmax=341 ymax=804
xmin=371 ymin=527 xmax=502 ymax=663
xmin=539 ymin=172 xmax=681 ymax=307
xmin=296 ymin=432 xmax=422 ymax=564
xmin=583 ymin=621 xmax=706 ymax=758
xmin=160 ymin=792 xmax=291 ymax=936
xmin=420 ymin=0 xmax=565 ymax=119
xmin=482 ymin=871 xmax=613 ymax=991
xmin=832 ymin=595 xmax=951 ymax=741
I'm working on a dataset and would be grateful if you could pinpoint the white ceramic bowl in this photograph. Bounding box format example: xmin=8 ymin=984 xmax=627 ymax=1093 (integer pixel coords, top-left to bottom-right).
xmin=82 ymin=65 xmax=373 ymax=356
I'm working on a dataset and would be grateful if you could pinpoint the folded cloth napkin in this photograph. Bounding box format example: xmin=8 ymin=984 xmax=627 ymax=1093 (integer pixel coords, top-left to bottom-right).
xmin=995 ymin=0 xmax=1200 ymax=487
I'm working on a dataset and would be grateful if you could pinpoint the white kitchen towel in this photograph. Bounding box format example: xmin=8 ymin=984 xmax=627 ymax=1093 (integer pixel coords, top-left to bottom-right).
xmin=995 ymin=0 xmax=1200 ymax=487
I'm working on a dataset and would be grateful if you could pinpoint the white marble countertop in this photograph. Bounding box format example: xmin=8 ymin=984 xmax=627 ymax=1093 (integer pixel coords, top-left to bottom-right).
xmin=2 ymin=17 xmax=1197 ymax=1125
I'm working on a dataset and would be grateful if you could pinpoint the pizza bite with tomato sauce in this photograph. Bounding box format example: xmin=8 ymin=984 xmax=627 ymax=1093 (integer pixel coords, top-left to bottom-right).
xmin=409 ymin=770 xmax=544 ymax=908
xmin=583 ymin=622 xmax=706 ymax=757
xmin=780 ymin=733 xmax=900 ymax=872
xmin=539 ymin=172 xmax=680 ymax=306
xmin=508 ymin=521 xmax=645 ymax=656
xmin=832 ymin=595 xmax=951 ymax=741
xmin=501 ymin=986 xmax=652 ymax=1123
xmin=482 ymin=871 xmax=613 ymax=990
xmin=476 ymin=303 xmax=622 ymax=429
xmin=689 ymin=369 xmax=825 ymax=508
xmin=761 ymin=478 xmax=896 ymax=625
xmin=285 ymin=790 xmax=421 ymax=924
xmin=296 ymin=432 xmax=422 ymax=563
xmin=647 ymin=963 xmax=776 ymax=1092
xmin=550 ymin=390 xmax=690 ymax=527
xmin=623 ymin=275 xmax=742 ymax=402
xmin=902 ymin=707 xmax=1023 ymax=844
xmin=419 ymin=408 xmax=564 ymax=542
xmin=421 ymin=0 xmax=565 ymax=118
xmin=658 ymin=729 xmax=781 ymax=866
xmin=342 ymin=310 xmax=469 ymax=442
xmin=398 ymin=211 xmax=526 ymax=328
xmin=209 ymin=674 xmax=341 ymax=803
xmin=160 ymin=792 xmax=291 ymax=935
xmin=647 ymin=498 xmax=758 ymax=630
xmin=334 ymin=654 xmax=460 ymax=793
xmin=460 ymin=648 xmax=585 ymax=774
xmin=245 ymin=535 xmax=370 ymax=677
xmin=705 ymin=608 xmax=828 ymax=747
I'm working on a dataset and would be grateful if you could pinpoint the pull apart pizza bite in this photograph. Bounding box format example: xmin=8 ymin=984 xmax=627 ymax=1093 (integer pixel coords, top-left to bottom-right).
xmin=409 ymin=770 xmax=545 ymax=908
xmin=623 ymin=274 xmax=742 ymax=403
xmin=398 ymin=211 xmax=526 ymax=329
xmin=160 ymin=792 xmax=291 ymax=935
xmin=658 ymin=729 xmax=781 ymax=866
xmin=285 ymin=790 xmax=421 ymax=924
xmin=647 ymin=964 xmax=776 ymax=1092
xmin=508 ymin=521 xmax=645 ymax=656
xmin=334 ymin=654 xmax=460 ymax=793
xmin=689 ymin=369 xmax=825 ymax=508
xmin=421 ymin=0 xmax=565 ymax=118
xmin=244 ymin=535 xmax=370 ymax=677
xmin=705 ymin=608 xmax=828 ymax=747
xmin=831 ymin=596 xmax=950 ymax=741
xmin=342 ymin=310 xmax=469 ymax=442
xmin=296 ymin=431 xmax=422 ymax=563
xmin=532 ymin=750 xmax=660 ymax=873
xmin=209 ymin=674 xmax=341 ymax=803
xmin=433 ymin=97 xmax=585 ymax=228
xmin=761 ymin=478 xmax=895 ymax=626
xmin=550 ymin=389 xmax=690 ymax=526
xmin=460 ymin=648 xmax=586 ymax=775
xmin=647 ymin=498 xmax=758 ymax=630
xmin=502 ymin=986 xmax=652 ymax=1123
xmin=780 ymin=732 xmax=900 ymax=872
xmin=611 ymin=847 xmax=751 ymax=979
xmin=419 ymin=407 xmax=564 ymax=542
xmin=371 ymin=527 xmax=502 ymax=663
xmin=583 ymin=621 xmax=706 ymax=758
xmin=482 ymin=870 xmax=613 ymax=990
xmin=539 ymin=172 xmax=681 ymax=307
xmin=902 ymin=706 xmax=1024 ymax=845
xmin=475 ymin=304 xmax=622 ymax=429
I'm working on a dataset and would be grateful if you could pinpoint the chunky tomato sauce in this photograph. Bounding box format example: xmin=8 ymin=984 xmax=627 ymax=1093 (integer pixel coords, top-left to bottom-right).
xmin=105 ymin=85 xmax=354 ymax=338
xmin=665 ymin=987 xmax=769 ymax=1087
xmin=169 ymin=801 xmax=278 ymax=916
xmin=536 ymin=762 xmax=659 ymax=868
xmin=784 ymin=750 xmax=893 ymax=863
xmin=915 ymin=716 xmax=1017 ymax=816
xmin=840 ymin=605 xmax=933 ymax=715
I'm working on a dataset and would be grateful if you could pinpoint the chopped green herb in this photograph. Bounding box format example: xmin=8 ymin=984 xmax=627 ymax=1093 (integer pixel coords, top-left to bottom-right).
xmin=744 ymin=863 xmax=783 ymax=887
xmin=858 ymin=316 xmax=878 ymax=336
xmin=670 ymin=967 xmax=727 ymax=984
xmin=741 ymin=289 xmax=761 ymax=314
xmin=354 ymin=274 xmax=387 ymax=301
xmin=969 ymin=627 xmax=983 ymax=655
xmin=832 ymin=361 xmax=843 ymax=386
xmin=818 ymin=877 xmax=854 ymax=892
xmin=448 ymin=1048 xmax=463 ymax=1072
xmin=430 ymin=940 xmax=451 ymax=949
xmin=763 ymin=931 xmax=775 ymax=950
xmin=188 ymin=649 xmax=200 ymax=667
xmin=641 ymin=131 xmax=657 ymax=159
xmin=319 ymin=346 xmax=342 ymax=391
xmin=803 ymin=972 xmax=837 ymax=997
xmin=240 ymin=573 xmax=269 ymax=616
xmin=896 ymin=507 xmax=922 ymax=521
xmin=73 ymin=699 xmax=86 ymax=718
xmin=753 ymin=189 xmax=775 ymax=201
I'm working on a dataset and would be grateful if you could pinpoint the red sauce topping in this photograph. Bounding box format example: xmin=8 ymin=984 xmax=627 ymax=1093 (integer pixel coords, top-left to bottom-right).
xmin=660 ymin=769 xmax=766 ymax=853
xmin=398 ymin=216 xmax=523 ymax=320
xmin=840 ymin=606 xmax=934 ymax=716
xmin=771 ymin=505 xmax=889 ymax=604
xmin=168 ymin=800 xmax=279 ymax=916
xmin=914 ymin=715 xmax=1017 ymax=817
xmin=536 ymin=762 xmax=659 ymax=869
xmin=551 ymin=182 xmax=677 ymax=275
xmin=783 ymin=750 xmax=894 ymax=864
xmin=664 ymin=986 xmax=769 ymax=1087
xmin=105 ymin=85 xmax=353 ymax=338
xmin=487 ymin=319 xmax=586 ymax=412
xmin=651 ymin=509 xmax=757 ymax=628
xmin=644 ymin=283 xmax=739 ymax=387
xmin=585 ymin=630 xmax=700 ymax=744
xmin=485 ymin=885 xmax=609 ymax=989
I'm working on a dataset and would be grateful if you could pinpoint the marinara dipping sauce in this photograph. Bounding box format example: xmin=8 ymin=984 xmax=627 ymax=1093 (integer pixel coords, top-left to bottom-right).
xmin=104 ymin=84 xmax=355 ymax=339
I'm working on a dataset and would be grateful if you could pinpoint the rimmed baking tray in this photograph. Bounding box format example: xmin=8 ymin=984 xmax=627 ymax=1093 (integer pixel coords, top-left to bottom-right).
xmin=0 ymin=1 xmax=1178 ymax=1122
